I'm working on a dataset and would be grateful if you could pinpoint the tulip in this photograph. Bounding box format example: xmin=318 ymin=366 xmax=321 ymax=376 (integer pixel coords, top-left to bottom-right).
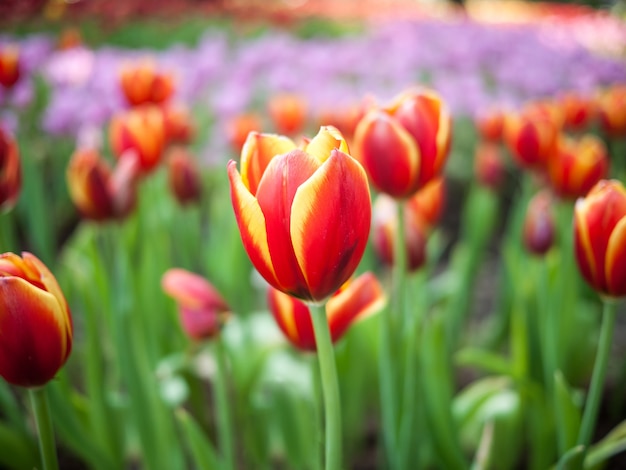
xmin=119 ymin=60 xmax=175 ymax=107
xmin=57 ymin=27 xmax=83 ymax=50
xmin=167 ymin=147 xmax=202 ymax=206
xmin=0 ymin=45 xmax=19 ymax=89
xmin=162 ymin=268 xmax=231 ymax=341
xmin=352 ymin=87 xmax=452 ymax=199
xmin=474 ymin=141 xmax=506 ymax=191
xmin=573 ymin=179 xmax=626 ymax=298
xmin=269 ymin=272 xmax=385 ymax=351
xmin=66 ymin=148 xmax=140 ymax=221
xmin=315 ymin=103 xmax=366 ymax=142
xmin=597 ymin=85 xmax=626 ymax=137
xmin=267 ymin=93 xmax=308 ymax=136
xmin=504 ymin=108 xmax=558 ymax=171
xmin=163 ymin=103 xmax=195 ymax=145
xmin=559 ymin=92 xmax=595 ymax=132
xmin=228 ymin=126 xmax=371 ymax=303
xmin=548 ymin=134 xmax=608 ymax=200
xmin=226 ymin=113 xmax=263 ymax=153
xmin=523 ymin=190 xmax=555 ymax=256
xmin=475 ymin=108 xmax=505 ymax=142
xmin=0 ymin=252 xmax=73 ymax=387
xmin=109 ymin=105 xmax=166 ymax=173
xmin=0 ymin=127 xmax=21 ymax=212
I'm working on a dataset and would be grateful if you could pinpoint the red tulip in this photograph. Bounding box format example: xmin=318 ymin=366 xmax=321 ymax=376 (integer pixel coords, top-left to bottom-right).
xmin=0 ymin=45 xmax=19 ymax=89
xmin=0 ymin=127 xmax=21 ymax=212
xmin=119 ymin=60 xmax=175 ymax=107
xmin=475 ymin=108 xmax=505 ymax=142
xmin=162 ymin=268 xmax=231 ymax=341
xmin=229 ymin=126 xmax=371 ymax=303
xmin=559 ymin=92 xmax=595 ymax=132
xmin=574 ymin=179 xmax=626 ymax=298
xmin=352 ymin=87 xmax=452 ymax=199
xmin=523 ymin=190 xmax=555 ymax=256
xmin=167 ymin=147 xmax=202 ymax=206
xmin=268 ymin=272 xmax=385 ymax=351
xmin=0 ymin=252 xmax=73 ymax=387
xmin=504 ymin=107 xmax=558 ymax=171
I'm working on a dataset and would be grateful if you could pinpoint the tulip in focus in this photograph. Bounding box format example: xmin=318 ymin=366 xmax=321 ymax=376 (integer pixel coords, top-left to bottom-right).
xmin=119 ymin=60 xmax=175 ymax=107
xmin=267 ymin=93 xmax=308 ymax=136
xmin=474 ymin=141 xmax=506 ymax=191
xmin=162 ymin=268 xmax=231 ymax=341
xmin=574 ymin=179 xmax=626 ymax=298
xmin=0 ymin=252 xmax=73 ymax=387
xmin=269 ymin=272 xmax=385 ymax=351
xmin=523 ymin=190 xmax=555 ymax=256
xmin=109 ymin=105 xmax=166 ymax=173
xmin=228 ymin=126 xmax=371 ymax=302
xmin=0 ymin=45 xmax=19 ymax=89
xmin=548 ymin=134 xmax=608 ymax=200
xmin=597 ymin=85 xmax=626 ymax=137
xmin=167 ymin=147 xmax=202 ymax=206
xmin=0 ymin=127 xmax=21 ymax=212
xmin=352 ymin=87 xmax=452 ymax=199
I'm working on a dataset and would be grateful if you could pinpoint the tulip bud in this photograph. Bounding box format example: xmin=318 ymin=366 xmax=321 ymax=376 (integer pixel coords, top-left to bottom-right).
xmin=163 ymin=103 xmax=195 ymax=145
xmin=0 ymin=252 xmax=73 ymax=387
xmin=119 ymin=60 xmax=175 ymax=107
xmin=559 ymin=92 xmax=595 ymax=132
xmin=574 ymin=179 xmax=626 ymax=298
xmin=523 ymin=190 xmax=555 ymax=256
xmin=167 ymin=147 xmax=202 ymax=206
xmin=267 ymin=93 xmax=308 ymax=136
xmin=548 ymin=134 xmax=608 ymax=200
xmin=226 ymin=113 xmax=263 ymax=153
xmin=0 ymin=45 xmax=19 ymax=89
xmin=162 ymin=268 xmax=231 ymax=341
xmin=504 ymin=108 xmax=558 ymax=172
xmin=474 ymin=141 xmax=506 ymax=191
xmin=475 ymin=108 xmax=505 ymax=142
xmin=268 ymin=272 xmax=385 ymax=351
xmin=597 ymin=85 xmax=626 ymax=137
xmin=0 ymin=127 xmax=21 ymax=212
xmin=109 ymin=105 xmax=166 ymax=173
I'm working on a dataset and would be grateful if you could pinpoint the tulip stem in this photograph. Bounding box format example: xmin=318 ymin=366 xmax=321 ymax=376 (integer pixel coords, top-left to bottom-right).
xmin=214 ymin=335 xmax=236 ymax=470
xmin=29 ymin=386 xmax=59 ymax=470
xmin=310 ymin=302 xmax=342 ymax=470
xmin=576 ymin=298 xmax=618 ymax=454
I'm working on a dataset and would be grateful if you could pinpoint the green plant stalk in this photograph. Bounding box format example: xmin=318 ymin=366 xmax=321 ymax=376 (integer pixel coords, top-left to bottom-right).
xmin=29 ymin=387 xmax=59 ymax=470
xmin=214 ymin=335 xmax=236 ymax=470
xmin=576 ymin=299 xmax=618 ymax=452
xmin=310 ymin=302 xmax=342 ymax=470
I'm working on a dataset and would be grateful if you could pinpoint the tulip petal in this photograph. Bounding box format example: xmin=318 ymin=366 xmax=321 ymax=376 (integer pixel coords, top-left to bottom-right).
xmin=240 ymin=132 xmax=296 ymax=195
xmin=574 ymin=198 xmax=602 ymax=289
xmin=304 ymin=126 xmax=350 ymax=163
xmin=162 ymin=268 xmax=228 ymax=311
xmin=605 ymin=216 xmax=626 ymax=297
xmin=291 ymin=150 xmax=371 ymax=301
xmin=0 ymin=277 xmax=69 ymax=387
xmin=268 ymin=288 xmax=316 ymax=351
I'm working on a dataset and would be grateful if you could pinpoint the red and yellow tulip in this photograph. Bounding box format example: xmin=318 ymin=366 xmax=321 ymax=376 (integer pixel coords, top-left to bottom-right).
xmin=352 ymin=87 xmax=451 ymax=199
xmin=0 ymin=45 xmax=19 ymax=89
xmin=0 ymin=127 xmax=21 ymax=212
xmin=559 ymin=92 xmax=595 ymax=132
xmin=548 ymin=134 xmax=608 ymax=200
xmin=0 ymin=252 xmax=73 ymax=387
xmin=109 ymin=105 xmax=166 ymax=173
xmin=119 ymin=60 xmax=175 ymax=107
xmin=228 ymin=126 xmax=371 ymax=303
xmin=597 ymin=85 xmax=626 ymax=137
xmin=162 ymin=268 xmax=231 ymax=341
xmin=523 ymin=190 xmax=555 ymax=256
xmin=268 ymin=272 xmax=385 ymax=351
xmin=167 ymin=147 xmax=202 ymax=206
xmin=574 ymin=179 xmax=626 ymax=298
xmin=504 ymin=107 xmax=558 ymax=171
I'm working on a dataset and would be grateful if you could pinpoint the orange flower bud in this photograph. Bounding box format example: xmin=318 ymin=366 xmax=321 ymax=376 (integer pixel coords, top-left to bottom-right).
xmin=523 ymin=190 xmax=555 ymax=256
xmin=559 ymin=92 xmax=595 ymax=132
xmin=474 ymin=141 xmax=506 ymax=191
xmin=352 ymin=87 xmax=451 ymax=199
xmin=597 ymin=85 xmax=626 ymax=137
xmin=548 ymin=134 xmax=608 ymax=200
xmin=167 ymin=147 xmax=202 ymax=206
xmin=504 ymin=108 xmax=558 ymax=171
xmin=268 ymin=272 xmax=385 ymax=351
xmin=0 ymin=45 xmax=19 ymax=89
xmin=0 ymin=252 xmax=73 ymax=387
xmin=574 ymin=179 xmax=626 ymax=298
xmin=109 ymin=105 xmax=166 ymax=173
xmin=0 ymin=127 xmax=21 ymax=212
xmin=162 ymin=268 xmax=231 ymax=341
xmin=57 ymin=27 xmax=83 ymax=50
xmin=475 ymin=108 xmax=505 ymax=142
xmin=162 ymin=103 xmax=195 ymax=145
xmin=267 ymin=93 xmax=308 ymax=136
xmin=226 ymin=113 xmax=263 ymax=153
xmin=119 ymin=60 xmax=175 ymax=107
xmin=229 ymin=126 xmax=371 ymax=303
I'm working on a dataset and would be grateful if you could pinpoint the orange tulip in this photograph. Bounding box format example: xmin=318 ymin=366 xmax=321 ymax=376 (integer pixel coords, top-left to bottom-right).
xmin=66 ymin=148 xmax=140 ymax=221
xmin=162 ymin=268 xmax=231 ymax=341
xmin=475 ymin=108 xmax=505 ymax=142
xmin=119 ymin=60 xmax=175 ymax=107
xmin=474 ymin=141 xmax=506 ymax=191
xmin=352 ymin=87 xmax=451 ymax=199
xmin=504 ymin=108 xmax=558 ymax=171
xmin=0 ymin=127 xmax=21 ymax=212
xmin=559 ymin=92 xmax=595 ymax=132
xmin=162 ymin=103 xmax=195 ymax=145
xmin=0 ymin=252 xmax=73 ymax=387
xmin=57 ymin=27 xmax=83 ymax=50
xmin=523 ymin=190 xmax=555 ymax=256
xmin=267 ymin=93 xmax=308 ymax=136
xmin=574 ymin=179 xmax=626 ymax=298
xmin=548 ymin=134 xmax=608 ymax=200
xmin=268 ymin=272 xmax=385 ymax=351
xmin=597 ymin=85 xmax=626 ymax=137
xmin=109 ymin=105 xmax=166 ymax=173
xmin=167 ymin=147 xmax=202 ymax=206
xmin=228 ymin=126 xmax=371 ymax=303
xmin=0 ymin=45 xmax=19 ymax=89
xmin=226 ymin=113 xmax=263 ymax=153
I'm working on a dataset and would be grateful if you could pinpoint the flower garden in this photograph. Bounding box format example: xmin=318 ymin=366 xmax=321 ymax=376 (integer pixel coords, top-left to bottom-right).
xmin=2 ymin=1 xmax=626 ymax=469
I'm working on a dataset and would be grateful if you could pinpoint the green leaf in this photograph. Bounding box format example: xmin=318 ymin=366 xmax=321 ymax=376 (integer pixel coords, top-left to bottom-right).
xmin=586 ymin=419 xmax=626 ymax=469
xmin=554 ymin=371 xmax=583 ymax=453
xmin=0 ymin=422 xmax=38 ymax=470
xmin=176 ymin=408 xmax=222 ymax=470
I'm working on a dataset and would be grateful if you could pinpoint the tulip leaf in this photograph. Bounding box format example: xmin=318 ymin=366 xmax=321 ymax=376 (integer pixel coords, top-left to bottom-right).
xmin=585 ymin=419 xmax=626 ymax=469
xmin=0 ymin=422 xmax=38 ymax=470
xmin=175 ymin=408 xmax=222 ymax=470
xmin=556 ymin=445 xmax=585 ymax=470
xmin=554 ymin=371 xmax=582 ymax=453
xmin=455 ymin=348 xmax=512 ymax=377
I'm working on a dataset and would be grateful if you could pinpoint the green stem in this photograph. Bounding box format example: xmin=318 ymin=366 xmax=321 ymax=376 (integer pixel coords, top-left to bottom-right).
xmin=29 ymin=387 xmax=59 ymax=470
xmin=310 ymin=302 xmax=342 ymax=470
xmin=214 ymin=335 xmax=236 ymax=470
xmin=394 ymin=201 xmax=408 ymax=324
xmin=576 ymin=299 xmax=618 ymax=451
